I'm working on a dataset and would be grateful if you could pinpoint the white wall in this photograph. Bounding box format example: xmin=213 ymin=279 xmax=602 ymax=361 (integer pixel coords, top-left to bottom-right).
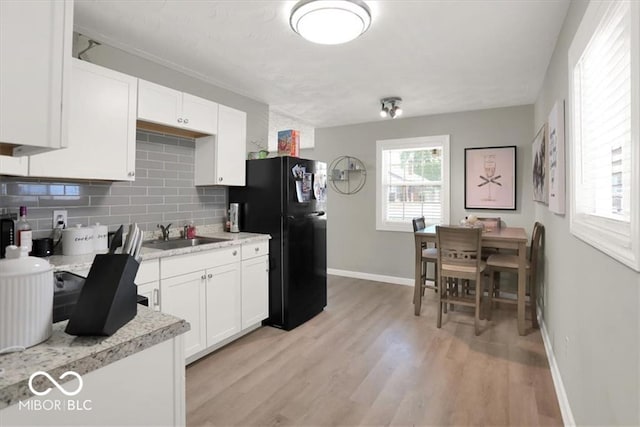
xmin=534 ymin=1 xmax=640 ymax=424
xmin=267 ymin=110 xmax=315 ymax=153
xmin=314 ymin=105 xmax=533 ymax=281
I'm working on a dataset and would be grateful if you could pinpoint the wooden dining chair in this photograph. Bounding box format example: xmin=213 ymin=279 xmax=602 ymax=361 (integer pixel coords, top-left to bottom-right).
xmin=412 ymin=217 xmax=438 ymax=296
xmin=485 ymin=222 xmax=544 ymax=328
xmin=436 ymin=226 xmax=486 ymax=335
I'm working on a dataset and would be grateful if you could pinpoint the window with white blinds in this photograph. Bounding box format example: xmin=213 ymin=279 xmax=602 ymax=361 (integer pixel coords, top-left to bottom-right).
xmin=376 ymin=136 xmax=450 ymax=232
xmin=569 ymin=0 xmax=640 ymax=271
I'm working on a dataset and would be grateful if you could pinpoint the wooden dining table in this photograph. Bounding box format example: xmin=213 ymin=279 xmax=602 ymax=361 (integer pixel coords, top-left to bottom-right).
xmin=414 ymin=225 xmax=529 ymax=335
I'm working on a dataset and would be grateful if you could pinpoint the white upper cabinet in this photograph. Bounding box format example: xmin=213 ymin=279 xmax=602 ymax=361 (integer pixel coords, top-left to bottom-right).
xmin=217 ymin=105 xmax=247 ymax=186
xmin=194 ymin=105 xmax=247 ymax=186
xmin=0 ymin=156 xmax=27 ymax=177
xmin=0 ymin=0 xmax=73 ymax=155
xmin=29 ymin=59 xmax=138 ymax=181
xmin=138 ymin=80 xmax=218 ymax=135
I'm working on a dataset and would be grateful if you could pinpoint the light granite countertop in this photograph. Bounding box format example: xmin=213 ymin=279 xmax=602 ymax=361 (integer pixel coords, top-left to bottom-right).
xmin=47 ymin=228 xmax=271 ymax=272
xmin=0 ymin=306 xmax=189 ymax=409
xmin=0 ymin=227 xmax=268 ymax=409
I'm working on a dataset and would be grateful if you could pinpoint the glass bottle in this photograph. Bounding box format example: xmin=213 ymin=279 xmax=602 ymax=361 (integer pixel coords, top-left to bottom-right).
xmin=16 ymin=206 xmax=32 ymax=254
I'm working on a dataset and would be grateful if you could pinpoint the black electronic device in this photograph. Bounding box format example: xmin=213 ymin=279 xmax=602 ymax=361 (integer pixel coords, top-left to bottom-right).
xmin=0 ymin=217 xmax=15 ymax=259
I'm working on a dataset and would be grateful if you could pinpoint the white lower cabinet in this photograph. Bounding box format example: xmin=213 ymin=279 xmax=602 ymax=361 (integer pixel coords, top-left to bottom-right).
xmin=161 ymin=271 xmax=207 ymax=359
xmin=158 ymin=241 xmax=269 ymax=363
xmin=241 ymin=255 xmax=269 ymax=329
xmin=206 ymin=263 xmax=241 ymax=346
xmin=136 ymin=258 xmax=160 ymax=311
xmin=137 ymin=281 xmax=160 ymax=311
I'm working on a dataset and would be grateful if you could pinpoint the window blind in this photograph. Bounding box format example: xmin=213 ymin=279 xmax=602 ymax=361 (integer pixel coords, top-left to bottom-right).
xmin=574 ymin=0 xmax=631 ymax=221
xmin=381 ymin=147 xmax=444 ymax=226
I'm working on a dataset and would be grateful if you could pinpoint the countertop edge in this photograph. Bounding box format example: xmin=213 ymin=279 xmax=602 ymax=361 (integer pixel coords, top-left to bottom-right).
xmin=49 ymin=233 xmax=271 ymax=272
xmin=0 ymin=317 xmax=190 ymax=410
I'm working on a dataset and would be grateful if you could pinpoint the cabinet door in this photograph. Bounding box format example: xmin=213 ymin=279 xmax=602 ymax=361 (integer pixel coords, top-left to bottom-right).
xmin=161 ymin=271 xmax=207 ymax=359
xmin=29 ymin=59 xmax=137 ymax=180
xmin=0 ymin=155 xmax=28 ymax=176
xmin=206 ymin=262 xmax=241 ymax=347
xmin=181 ymin=93 xmax=218 ymax=135
xmin=216 ymin=105 xmax=247 ymax=186
xmin=137 ymin=281 xmax=160 ymax=311
xmin=241 ymin=255 xmax=269 ymax=329
xmin=137 ymin=79 xmax=182 ymax=128
xmin=0 ymin=0 xmax=72 ymax=154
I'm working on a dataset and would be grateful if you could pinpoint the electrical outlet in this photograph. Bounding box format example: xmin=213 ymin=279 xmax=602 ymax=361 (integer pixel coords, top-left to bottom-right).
xmin=52 ymin=210 xmax=67 ymax=229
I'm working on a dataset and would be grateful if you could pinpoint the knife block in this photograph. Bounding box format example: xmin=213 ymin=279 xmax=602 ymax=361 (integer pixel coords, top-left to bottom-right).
xmin=65 ymin=254 xmax=139 ymax=336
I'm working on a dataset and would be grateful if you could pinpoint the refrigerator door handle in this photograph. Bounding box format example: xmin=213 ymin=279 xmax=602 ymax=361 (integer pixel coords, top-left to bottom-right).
xmin=287 ymin=212 xmax=325 ymax=219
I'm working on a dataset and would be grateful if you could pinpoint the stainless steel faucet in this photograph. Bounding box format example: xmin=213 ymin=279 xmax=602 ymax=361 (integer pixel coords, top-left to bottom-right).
xmin=157 ymin=223 xmax=172 ymax=241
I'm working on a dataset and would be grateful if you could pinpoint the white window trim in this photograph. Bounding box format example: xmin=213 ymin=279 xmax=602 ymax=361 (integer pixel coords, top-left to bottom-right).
xmin=568 ymin=0 xmax=640 ymax=271
xmin=375 ymin=135 xmax=450 ymax=232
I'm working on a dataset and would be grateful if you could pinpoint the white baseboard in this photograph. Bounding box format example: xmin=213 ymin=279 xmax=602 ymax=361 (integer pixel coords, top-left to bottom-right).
xmin=327 ymin=268 xmax=414 ymax=286
xmin=538 ymin=307 xmax=575 ymax=426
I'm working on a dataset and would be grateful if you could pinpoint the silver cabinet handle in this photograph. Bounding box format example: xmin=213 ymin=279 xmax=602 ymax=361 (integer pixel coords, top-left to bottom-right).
xmin=184 ymin=118 xmax=189 ymax=124
xmin=128 ymin=171 xmax=135 ymax=177
xmin=218 ymin=177 xmax=223 ymax=182
xmin=207 ymin=273 xmax=212 ymax=279
xmin=255 ymin=247 xmax=259 ymax=252
xmin=177 ymin=118 xmax=183 ymax=123
xmin=153 ymin=288 xmax=159 ymax=307
xmin=201 ymin=274 xmax=206 ymax=280
xmin=232 ymin=250 xmax=237 ymax=256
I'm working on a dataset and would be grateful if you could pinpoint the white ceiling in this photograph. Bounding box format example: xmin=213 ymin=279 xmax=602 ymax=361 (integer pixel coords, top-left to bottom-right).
xmin=74 ymin=0 xmax=570 ymax=128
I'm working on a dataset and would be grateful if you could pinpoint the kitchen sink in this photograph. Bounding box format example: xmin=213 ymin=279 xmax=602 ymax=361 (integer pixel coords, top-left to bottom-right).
xmin=142 ymin=236 xmax=230 ymax=250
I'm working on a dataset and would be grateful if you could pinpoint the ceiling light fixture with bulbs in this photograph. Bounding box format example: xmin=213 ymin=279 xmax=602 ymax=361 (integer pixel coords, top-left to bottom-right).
xmin=380 ymin=97 xmax=403 ymax=119
xmin=290 ymin=0 xmax=372 ymax=45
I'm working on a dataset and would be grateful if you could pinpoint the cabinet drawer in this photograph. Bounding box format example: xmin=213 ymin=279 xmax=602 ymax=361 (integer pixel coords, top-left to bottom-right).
xmin=161 ymin=246 xmax=240 ymax=279
xmin=136 ymin=259 xmax=159 ymax=284
xmin=241 ymin=241 xmax=269 ymax=260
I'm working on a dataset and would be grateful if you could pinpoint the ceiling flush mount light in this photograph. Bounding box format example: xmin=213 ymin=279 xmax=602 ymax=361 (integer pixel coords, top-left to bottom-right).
xmin=380 ymin=97 xmax=403 ymax=119
xmin=290 ymin=0 xmax=372 ymax=45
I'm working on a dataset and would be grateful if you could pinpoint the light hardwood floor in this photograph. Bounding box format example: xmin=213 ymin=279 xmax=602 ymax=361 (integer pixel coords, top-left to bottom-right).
xmin=186 ymin=275 xmax=562 ymax=426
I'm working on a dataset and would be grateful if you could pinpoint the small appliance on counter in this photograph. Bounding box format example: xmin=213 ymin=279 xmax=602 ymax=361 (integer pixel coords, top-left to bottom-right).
xmin=229 ymin=203 xmax=240 ymax=233
xmin=0 ymin=215 xmax=15 ymax=259
xmin=32 ymin=237 xmax=54 ymax=257
xmin=0 ymin=246 xmax=54 ymax=351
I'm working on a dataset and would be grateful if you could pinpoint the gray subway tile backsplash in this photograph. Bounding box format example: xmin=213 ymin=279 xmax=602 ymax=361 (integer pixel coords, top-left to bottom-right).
xmin=0 ymin=130 xmax=227 ymax=233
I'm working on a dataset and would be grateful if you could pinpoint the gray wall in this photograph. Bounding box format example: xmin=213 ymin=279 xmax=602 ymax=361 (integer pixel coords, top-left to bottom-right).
xmin=74 ymin=35 xmax=269 ymax=154
xmin=0 ymin=131 xmax=226 ymax=234
xmin=314 ymin=105 xmax=534 ymax=280
xmin=533 ymin=1 xmax=640 ymax=424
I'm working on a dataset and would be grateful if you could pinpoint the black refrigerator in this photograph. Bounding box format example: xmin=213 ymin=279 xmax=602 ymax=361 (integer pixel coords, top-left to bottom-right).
xmin=229 ymin=156 xmax=327 ymax=330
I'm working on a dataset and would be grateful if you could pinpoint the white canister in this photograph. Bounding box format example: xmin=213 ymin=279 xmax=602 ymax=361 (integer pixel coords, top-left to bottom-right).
xmin=93 ymin=223 xmax=108 ymax=252
xmin=62 ymin=224 xmax=94 ymax=256
xmin=0 ymin=246 xmax=54 ymax=351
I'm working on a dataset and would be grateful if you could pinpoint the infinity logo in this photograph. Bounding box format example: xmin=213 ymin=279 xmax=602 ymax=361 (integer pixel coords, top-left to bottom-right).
xmin=28 ymin=371 xmax=83 ymax=397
